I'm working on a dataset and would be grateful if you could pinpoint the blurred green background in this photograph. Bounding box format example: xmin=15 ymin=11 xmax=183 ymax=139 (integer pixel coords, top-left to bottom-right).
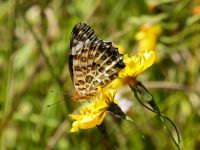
xmin=1 ymin=0 xmax=200 ymax=149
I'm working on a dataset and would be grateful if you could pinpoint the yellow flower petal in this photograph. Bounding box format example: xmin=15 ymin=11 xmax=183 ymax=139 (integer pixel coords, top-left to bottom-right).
xmin=119 ymin=51 xmax=156 ymax=79
xmin=70 ymin=111 xmax=107 ymax=132
xmin=69 ymin=114 xmax=83 ymax=120
xmin=69 ymin=88 xmax=118 ymax=132
xmin=107 ymin=78 xmax=124 ymax=89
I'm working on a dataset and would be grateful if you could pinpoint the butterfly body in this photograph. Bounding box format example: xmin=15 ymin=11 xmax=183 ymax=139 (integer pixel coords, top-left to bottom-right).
xmin=69 ymin=23 xmax=125 ymax=100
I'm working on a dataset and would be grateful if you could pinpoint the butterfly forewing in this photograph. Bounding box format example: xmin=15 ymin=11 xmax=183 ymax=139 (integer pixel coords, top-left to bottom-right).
xmin=69 ymin=23 xmax=125 ymax=100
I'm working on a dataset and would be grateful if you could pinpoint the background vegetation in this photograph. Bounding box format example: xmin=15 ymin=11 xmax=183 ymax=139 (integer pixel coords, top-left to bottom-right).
xmin=0 ymin=0 xmax=200 ymax=149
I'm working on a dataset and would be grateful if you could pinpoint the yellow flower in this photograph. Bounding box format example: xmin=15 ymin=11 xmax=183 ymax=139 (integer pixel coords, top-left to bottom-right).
xmin=69 ymin=88 xmax=117 ymax=132
xmin=119 ymin=50 xmax=156 ymax=85
xmin=135 ymin=24 xmax=162 ymax=52
xmin=107 ymin=78 xmax=124 ymax=89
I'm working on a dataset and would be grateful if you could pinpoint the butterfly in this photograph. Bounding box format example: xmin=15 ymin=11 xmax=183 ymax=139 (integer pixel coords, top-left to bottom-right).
xmin=69 ymin=23 xmax=125 ymax=100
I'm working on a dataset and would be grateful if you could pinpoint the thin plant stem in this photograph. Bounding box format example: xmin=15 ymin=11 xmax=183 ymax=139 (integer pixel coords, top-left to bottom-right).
xmin=21 ymin=13 xmax=62 ymax=87
xmin=45 ymin=120 xmax=69 ymax=150
xmin=129 ymin=81 xmax=181 ymax=150
xmin=108 ymin=103 xmax=146 ymax=141
xmin=1 ymin=0 xmax=17 ymax=146
xmin=0 ymin=58 xmax=44 ymax=135
xmin=21 ymin=11 xmax=72 ymax=115
xmin=144 ymin=81 xmax=200 ymax=94
xmin=97 ymin=121 xmax=116 ymax=150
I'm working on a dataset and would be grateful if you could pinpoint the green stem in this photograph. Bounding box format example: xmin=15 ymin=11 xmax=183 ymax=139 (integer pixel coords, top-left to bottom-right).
xmin=97 ymin=122 xmax=115 ymax=150
xmin=21 ymin=12 xmax=72 ymax=115
xmin=21 ymin=13 xmax=62 ymax=87
xmin=129 ymin=81 xmax=181 ymax=150
xmin=108 ymin=103 xmax=146 ymax=141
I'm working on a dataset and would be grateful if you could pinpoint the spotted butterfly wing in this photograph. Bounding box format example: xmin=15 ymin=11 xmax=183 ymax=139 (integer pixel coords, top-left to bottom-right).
xmin=69 ymin=23 xmax=125 ymax=100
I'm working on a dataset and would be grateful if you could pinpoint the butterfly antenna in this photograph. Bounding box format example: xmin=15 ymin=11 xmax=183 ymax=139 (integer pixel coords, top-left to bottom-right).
xmin=49 ymin=89 xmax=69 ymax=95
xmin=47 ymin=89 xmax=70 ymax=108
xmin=46 ymin=99 xmax=65 ymax=108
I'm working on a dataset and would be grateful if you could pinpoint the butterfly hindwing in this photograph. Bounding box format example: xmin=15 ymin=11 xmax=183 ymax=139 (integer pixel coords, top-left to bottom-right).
xmin=88 ymin=41 xmax=125 ymax=91
xmin=69 ymin=23 xmax=125 ymax=99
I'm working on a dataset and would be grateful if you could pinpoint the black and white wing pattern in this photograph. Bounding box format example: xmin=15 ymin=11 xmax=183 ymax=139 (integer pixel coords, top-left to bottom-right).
xmin=69 ymin=23 xmax=125 ymax=99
